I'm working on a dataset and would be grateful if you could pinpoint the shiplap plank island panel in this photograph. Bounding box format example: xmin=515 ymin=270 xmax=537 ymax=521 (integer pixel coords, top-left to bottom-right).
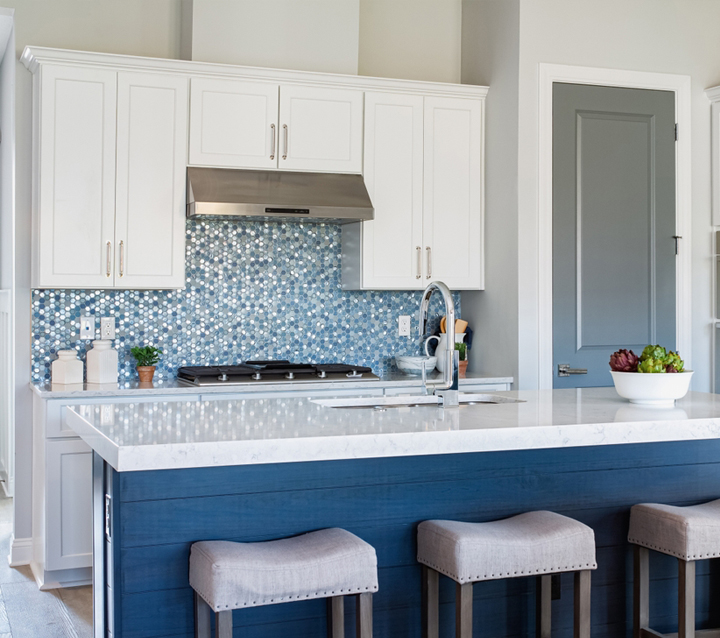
xmin=64 ymin=388 xmax=720 ymax=638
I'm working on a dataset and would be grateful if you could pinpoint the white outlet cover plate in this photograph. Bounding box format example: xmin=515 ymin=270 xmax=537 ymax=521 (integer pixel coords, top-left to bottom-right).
xmin=100 ymin=317 xmax=116 ymax=339
xmin=398 ymin=315 xmax=411 ymax=337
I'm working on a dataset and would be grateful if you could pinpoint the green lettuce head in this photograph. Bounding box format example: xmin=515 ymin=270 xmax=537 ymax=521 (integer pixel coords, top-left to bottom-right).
xmin=641 ymin=344 xmax=666 ymax=361
xmin=637 ymin=357 xmax=667 ymax=373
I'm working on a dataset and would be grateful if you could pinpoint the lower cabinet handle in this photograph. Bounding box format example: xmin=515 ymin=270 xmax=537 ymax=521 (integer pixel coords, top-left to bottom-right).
xmin=106 ymin=241 xmax=111 ymax=277
xmin=426 ymin=246 xmax=432 ymax=279
xmin=270 ymin=123 xmax=276 ymax=160
xmin=416 ymin=246 xmax=422 ymax=279
xmin=282 ymin=124 xmax=288 ymax=160
xmin=119 ymin=241 xmax=124 ymax=278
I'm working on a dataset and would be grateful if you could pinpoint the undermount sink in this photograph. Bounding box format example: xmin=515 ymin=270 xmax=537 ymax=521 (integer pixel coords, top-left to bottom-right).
xmin=312 ymin=394 xmax=524 ymax=410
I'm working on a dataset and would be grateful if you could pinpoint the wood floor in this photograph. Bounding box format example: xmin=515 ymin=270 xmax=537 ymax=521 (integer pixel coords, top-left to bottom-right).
xmin=0 ymin=495 xmax=92 ymax=637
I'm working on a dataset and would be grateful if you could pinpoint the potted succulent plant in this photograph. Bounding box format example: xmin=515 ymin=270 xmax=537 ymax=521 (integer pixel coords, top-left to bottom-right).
xmin=131 ymin=346 xmax=163 ymax=382
xmin=609 ymin=344 xmax=693 ymax=406
xmin=455 ymin=342 xmax=468 ymax=379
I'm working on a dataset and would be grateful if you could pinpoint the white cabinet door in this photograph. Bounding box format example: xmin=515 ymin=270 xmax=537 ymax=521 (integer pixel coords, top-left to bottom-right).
xmin=45 ymin=439 xmax=92 ymax=571
xmin=361 ymin=93 xmax=424 ymax=289
xmin=115 ymin=72 xmax=189 ymax=289
xmin=279 ymin=85 xmax=363 ymax=173
xmin=423 ymin=97 xmax=484 ymax=290
xmin=37 ymin=65 xmax=117 ymax=288
xmin=189 ymin=77 xmax=279 ymax=169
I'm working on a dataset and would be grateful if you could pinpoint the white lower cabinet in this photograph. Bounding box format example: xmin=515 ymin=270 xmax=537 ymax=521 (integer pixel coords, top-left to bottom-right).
xmin=45 ymin=439 xmax=92 ymax=571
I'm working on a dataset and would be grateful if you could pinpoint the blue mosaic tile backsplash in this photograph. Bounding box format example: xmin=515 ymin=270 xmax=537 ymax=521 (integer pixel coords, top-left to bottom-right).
xmin=32 ymin=219 xmax=460 ymax=382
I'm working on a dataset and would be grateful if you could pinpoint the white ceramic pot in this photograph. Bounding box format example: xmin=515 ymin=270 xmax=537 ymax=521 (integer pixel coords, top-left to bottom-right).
xmin=86 ymin=339 xmax=119 ymax=384
xmin=51 ymin=350 xmax=84 ymax=384
xmin=425 ymin=333 xmax=466 ymax=372
xmin=610 ymin=370 xmax=694 ymax=407
xmin=395 ymin=356 xmax=438 ymax=376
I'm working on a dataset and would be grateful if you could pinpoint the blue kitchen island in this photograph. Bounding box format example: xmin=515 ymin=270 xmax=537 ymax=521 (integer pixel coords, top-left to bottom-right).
xmin=67 ymin=388 xmax=720 ymax=638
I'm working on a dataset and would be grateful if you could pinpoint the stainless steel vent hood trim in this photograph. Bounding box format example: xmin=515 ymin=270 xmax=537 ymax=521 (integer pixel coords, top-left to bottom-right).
xmin=187 ymin=167 xmax=374 ymax=223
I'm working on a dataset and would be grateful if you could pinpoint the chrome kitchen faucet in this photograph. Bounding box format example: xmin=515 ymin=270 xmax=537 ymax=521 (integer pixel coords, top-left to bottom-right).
xmin=419 ymin=280 xmax=459 ymax=407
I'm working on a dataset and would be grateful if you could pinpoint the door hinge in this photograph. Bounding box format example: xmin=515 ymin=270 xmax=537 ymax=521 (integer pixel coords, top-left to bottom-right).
xmin=675 ymin=123 xmax=678 ymax=141
xmin=673 ymin=235 xmax=682 ymax=255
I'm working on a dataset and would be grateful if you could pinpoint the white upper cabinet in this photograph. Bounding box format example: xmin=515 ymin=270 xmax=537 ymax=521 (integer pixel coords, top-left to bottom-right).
xmin=37 ymin=65 xmax=117 ymax=288
xmin=278 ymin=85 xmax=363 ymax=173
xmin=188 ymin=79 xmax=363 ymax=173
xmin=189 ymin=78 xmax=279 ymax=169
xmin=115 ymin=72 xmax=189 ymax=289
xmin=359 ymin=92 xmax=424 ymax=288
xmin=423 ymin=97 xmax=484 ymax=290
xmin=343 ymin=93 xmax=485 ymax=291
xmin=33 ymin=64 xmax=189 ymax=289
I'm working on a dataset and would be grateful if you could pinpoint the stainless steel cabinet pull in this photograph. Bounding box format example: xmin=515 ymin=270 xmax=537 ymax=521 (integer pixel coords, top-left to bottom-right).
xmin=119 ymin=241 xmax=124 ymax=278
xmin=416 ymin=246 xmax=422 ymax=279
xmin=282 ymin=124 xmax=288 ymax=160
xmin=558 ymin=364 xmax=588 ymax=377
xmin=426 ymin=246 xmax=432 ymax=279
xmin=104 ymin=494 xmax=112 ymax=541
xmin=270 ymin=123 xmax=276 ymax=160
xmin=106 ymin=242 xmax=111 ymax=277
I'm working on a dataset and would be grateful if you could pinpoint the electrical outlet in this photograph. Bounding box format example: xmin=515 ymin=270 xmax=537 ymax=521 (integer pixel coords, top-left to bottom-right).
xmin=398 ymin=315 xmax=411 ymax=337
xmin=80 ymin=316 xmax=95 ymax=340
xmin=100 ymin=317 xmax=116 ymax=340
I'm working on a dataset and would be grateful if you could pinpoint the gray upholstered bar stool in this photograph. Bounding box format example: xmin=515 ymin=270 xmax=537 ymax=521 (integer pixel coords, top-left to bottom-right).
xmin=417 ymin=511 xmax=597 ymax=638
xmin=629 ymin=498 xmax=720 ymax=638
xmin=189 ymin=527 xmax=378 ymax=638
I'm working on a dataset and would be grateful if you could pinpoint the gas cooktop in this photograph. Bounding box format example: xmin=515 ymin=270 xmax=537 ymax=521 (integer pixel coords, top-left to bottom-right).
xmin=176 ymin=360 xmax=379 ymax=387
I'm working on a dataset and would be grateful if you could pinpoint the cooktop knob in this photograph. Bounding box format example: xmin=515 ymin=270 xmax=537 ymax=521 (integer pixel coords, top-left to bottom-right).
xmin=285 ymin=372 xmax=295 ymax=380
xmin=252 ymin=372 xmax=262 ymax=381
xmin=218 ymin=373 xmax=228 ymax=382
xmin=317 ymin=370 xmax=327 ymax=379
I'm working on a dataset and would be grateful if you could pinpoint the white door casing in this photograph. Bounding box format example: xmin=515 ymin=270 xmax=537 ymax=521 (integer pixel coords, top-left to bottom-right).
xmin=37 ymin=65 xmax=117 ymax=288
xmin=538 ymin=63 xmax=692 ymax=390
xmin=423 ymin=96 xmax=484 ymax=290
xmin=279 ymin=85 xmax=363 ymax=173
xmin=115 ymin=72 xmax=189 ymax=289
xmin=189 ymin=77 xmax=279 ymax=169
xmin=361 ymin=92 xmax=424 ymax=289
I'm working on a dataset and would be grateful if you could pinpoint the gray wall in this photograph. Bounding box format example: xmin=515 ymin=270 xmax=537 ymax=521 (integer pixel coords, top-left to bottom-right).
xmin=516 ymin=0 xmax=720 ymax=390
xmin=460 ymin=0 xmax=519 ymax=382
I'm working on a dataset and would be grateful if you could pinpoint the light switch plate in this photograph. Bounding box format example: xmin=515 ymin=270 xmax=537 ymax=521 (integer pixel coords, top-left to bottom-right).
xmin=80 ymin=316 xmax=95 ymax=340
xmin=398 ymin=315 xmax=411 ymax=337
xmin=100 ymin=317 xmax=116 ymax=340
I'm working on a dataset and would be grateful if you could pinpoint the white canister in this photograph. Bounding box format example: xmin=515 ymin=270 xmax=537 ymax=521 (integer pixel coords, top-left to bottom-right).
xmin=51 ymin=350 xmax=84 ymax=384
xmin=425 ymin=333 xmax=466 ymax=373
xmin=86 ymin=340 xmax=118 ymax=384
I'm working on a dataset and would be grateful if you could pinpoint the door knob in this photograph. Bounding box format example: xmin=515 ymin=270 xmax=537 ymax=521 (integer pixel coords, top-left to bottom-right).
xmin=558 ymin=364 xmax=588 ymax=377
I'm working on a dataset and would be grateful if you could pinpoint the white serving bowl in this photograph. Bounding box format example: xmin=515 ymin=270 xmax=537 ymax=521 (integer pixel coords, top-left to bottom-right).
xmin=610 ymin=370 xmax=694 ymax=407
xmin=395 ymin=356 xmax=438 ymax=376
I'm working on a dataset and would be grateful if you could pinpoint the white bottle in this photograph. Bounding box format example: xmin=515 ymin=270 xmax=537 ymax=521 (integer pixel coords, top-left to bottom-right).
xmin=51 ymin=350 xmax=84 ymax=385
xmin=86 ymin=340 xmax=118 ymax=384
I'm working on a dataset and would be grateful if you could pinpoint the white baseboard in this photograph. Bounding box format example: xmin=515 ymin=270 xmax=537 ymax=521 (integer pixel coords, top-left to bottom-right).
xmin=9 ymin=535 xmax=32 ymax=566
xmin=30 ymin=560 xmax=91 ymax=590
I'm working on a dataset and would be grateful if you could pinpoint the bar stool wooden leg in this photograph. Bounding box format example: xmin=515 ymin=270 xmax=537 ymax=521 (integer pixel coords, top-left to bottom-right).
xmin=194 ymin=592 xmax=211 ymax=638
xmin=634 ymin=546 xmax=650 ymax=638
xmin=679 ymin=559 xmax=696 ymax=638
xmin=215 ymin=610 xmax=232 ymax=638
xmin=422 ymin=566 xmax=440 ymax=638
xmin=356 ymin=592 xmax=373 ymax=638
xmin=456 ymin=582 xmax=473 ymax=638
xmin=574 ymin=570 xmax=591 ymax=638
xmin=536 ymin=574 xmax=552 ymax=638
xmin=328 ymin=596 xmax=345 ymax=638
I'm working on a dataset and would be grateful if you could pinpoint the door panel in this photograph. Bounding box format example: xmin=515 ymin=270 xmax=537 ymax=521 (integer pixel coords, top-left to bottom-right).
xmin=115 ymin=72 xmax=188 ymax=289
xmin=361 ymin=92 xmax=424 ymax=289
xmin=189 ymin=78 xmax=279 ymax=169
xmin=423 ymin=97 xmax=483 ymax=289
xmin=553 ymin=83 xmax=676 ymax=388
xmin=38 ymin=65 xmax=117 ymax=287
xmin=279 ymin=85 xmax=363 ymax=173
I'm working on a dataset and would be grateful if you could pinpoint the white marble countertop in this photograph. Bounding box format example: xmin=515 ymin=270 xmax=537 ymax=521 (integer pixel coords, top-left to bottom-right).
xmin=65 ymin=388 xmax=720 ymax=472
xmin=31 ymin=372 xmax=513 ymax=399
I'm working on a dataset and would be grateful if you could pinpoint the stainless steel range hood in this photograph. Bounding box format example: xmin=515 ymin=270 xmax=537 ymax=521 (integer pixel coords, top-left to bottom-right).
xmin=187 ymin=167 xmax=374 ymax=223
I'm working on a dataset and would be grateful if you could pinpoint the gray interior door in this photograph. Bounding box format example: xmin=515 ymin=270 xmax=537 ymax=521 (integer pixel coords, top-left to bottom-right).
xmin=553 ymin=83 xmax=676 ymax=388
